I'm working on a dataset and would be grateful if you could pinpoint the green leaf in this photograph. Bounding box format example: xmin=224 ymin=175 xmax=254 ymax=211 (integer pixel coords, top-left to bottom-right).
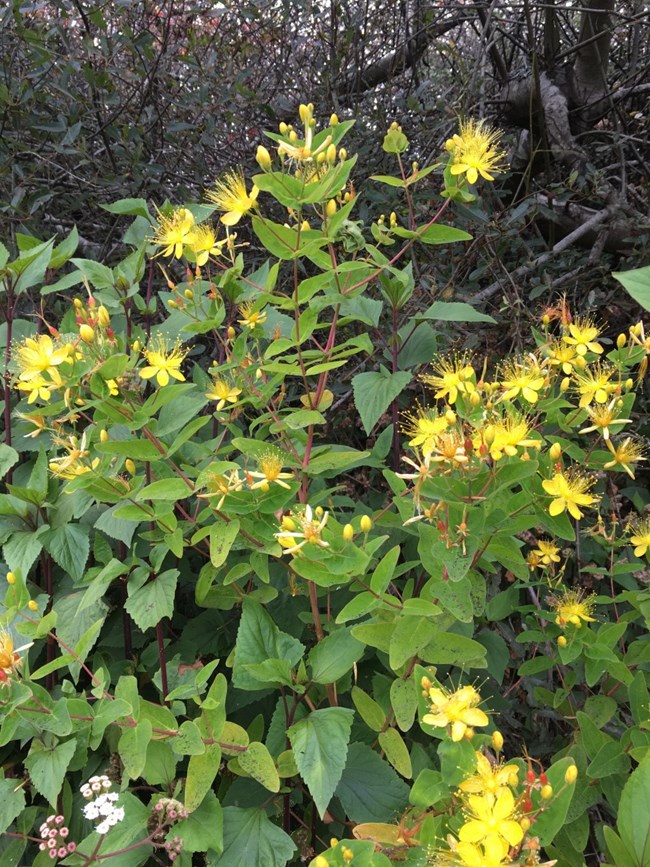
xmin=209 ymin=806 xmax=295 ymax=867
xmin=604 ymin=826 xmax=635 ymax=867
xmin=101 ymin=197 xmax=152 ymax=219
xmin=171 ymin=721 xmax=206 ymax=756
xmin=95 ymin=439 xmax=164 ymax=460
xmin=351 ymin=686 xmax=387 ymax=732
xmin=175 ymin=790 xmax=223 ymax=855
xmin=53 ymin=590 xmax=108 ymax=680
xmin=0 ymin=445 xmax=19 ymax=480
xmin=238 ymin=742 xmax=280 ymax=792
xmin=617 ymin=753 xmax=650 ymax=865
xmin=186 ymin=743 xmax=222 ymax=813
xmin=79 ymin=558 xmax=128 ymax=611
xmin=41 ymin=524 xmax=89 ymax=582
xmin=125 ymin=569 xmax=178 ymax=631
xmin=390 ymin=678 xmax=417 ymax=732
xmin=210 ymin=521 xmax=240 ymax=568
xmin=309 ymin=629 xmax=365 ymax=684
xmin=613 ymin=266 xmax=650 ymax=312
xmin=389 ymin=616 xmax=436 ymax=670
xmin=233 ymin=599 xmax=305 ymax=691
xmin=587 ymin=742 xmax=631 ymax=778
xmin=3 ymin=529 xmax=44 ymax=577
xmin=336 ymin=742 xmax=410 ymax=823
xmin=409 ymin=769 xmax=449 ymax=808
xmin=533 ymin=757 xmax=578 ymax=847
xmin=307 ymin=448 xmax=371 ymax=474
xmin=370 ymin=546 xmax=400 ymax=595
xmin=0 ymin=777 xmax=25 ymax=833
xmin=70 ymin=256 xmax=114 ymax=289
xmin=421 ymin=631 xmax=487 ymax=668
xmin=24 ymin=738 xmax=77 ymax=807
xmin=419 ymin=301 xmax=496 ymax=324
xmin=119 ymin=720 xmax=153 ymax=779
xmin=352 ymin=368 xmax=412 ymax=435
xmin=287 ymin=708 xmax=355 ymax=818
xmin=416 ymin=224 xmax=473 ymax=245
xmin=136 ymin=478 xmax=190 ymax=501
xmin=378 ymin=728 xmax=412 ymax=778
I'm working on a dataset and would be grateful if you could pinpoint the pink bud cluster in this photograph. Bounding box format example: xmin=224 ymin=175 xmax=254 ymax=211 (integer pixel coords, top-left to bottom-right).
xmin=38 ymin=815 xmax=76 ymax=861
xmin=164 ymin=834 xmax=183 ymax=862
xmin=150 ymin=797 xmax=188 ymax=862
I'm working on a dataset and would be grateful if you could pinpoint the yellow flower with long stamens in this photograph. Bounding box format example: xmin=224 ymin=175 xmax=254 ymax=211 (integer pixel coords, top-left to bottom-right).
xmin=197 ymin=469 xmax=243 ymax=510
xmin=428 ymin=429 xmax=469 ymax=469
xmin=275 ymin=505 xmax=329 ymax=556
xmin=140 ymin=336 xmax=188 ymax=387
xmin=542 ymin=469 xmax=599 ymax=520
xmin=14 ymin=334 xmax=69 ymax=382
xmin=454 ymin=839 xmax=510 ymax=867
xmin=603 ymin=436 xmax=646 ymax=479
xmin=15 ymin=376 xmax=56 ymax=404
xmin=422 ymin=683 xmax=488 ymax=741
xmin=563 ymin=316 xmax=603 ymax=356
xmin=446 ymin=119 xmax=507 ymax=185
xmin=277 ymin=103 xmax=333 ymax=164
xmin=247 ymin=452 xmax=294 ymax=491
xmin=549 ymin=588 xmax=596 ymax=627
xmin=49 ymin=433 xmax=100 ymax=480
xmin=206 ymin=378 xmax=242 ymax=411
xmin=573 ymin=363 xmax=617 ymax=408
xmin=206 ymin=170 xmax=259 ymax=226
xmin=185 ymin=224 xmax=223 ymax=266
xmin=532 ymin=539 xmax=561 ymax=567
xmin=421 ymin=355 xmax=476 ymax=405
xmin=0 ymin=630 xmax=33 ymax=683
xmin=458 ymin=789 xmax=523 ymax=854
xmin=579 ymin=398 xmax=631 ymax=440
xmin=500 ymin=356 xmax=546 ymax=404
xmin=151 ymin=207 xmax=195 ymax=259
xmin=237 ymin=303 xmax=267 ymax=330
xmin=546 ymin=340 xmax=579 ymax=375
xmin=459 ymin=752 xmax=519 ymax=797
xmin=401 ymin=405 xmax=449 ymax=451
xmin=628 ymin=515 xmax=650 ymax=558
xmin=476 ymin=411 xmax=540 ymax=461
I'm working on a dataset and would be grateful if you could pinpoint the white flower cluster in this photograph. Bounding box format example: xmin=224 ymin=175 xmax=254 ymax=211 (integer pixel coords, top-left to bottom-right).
xmin=80 ymin=776 xmax=125 ymax=836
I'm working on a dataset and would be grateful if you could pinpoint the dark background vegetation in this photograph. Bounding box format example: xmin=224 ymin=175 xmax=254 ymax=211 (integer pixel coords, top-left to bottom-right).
xmin=1 ymin=0 xmax=648 ymax=311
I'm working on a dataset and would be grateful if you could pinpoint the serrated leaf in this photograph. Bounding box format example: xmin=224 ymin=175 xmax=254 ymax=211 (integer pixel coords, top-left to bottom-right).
xmin=0 ymin=778 xmax=25 ymax=833
xmin=336 ymin=742 xmax=410 ymax=823
xmin=0 ymin=445 xmax=19 ymax=480
xmin=124 ymin=569 xmax=178 ymax=632
xmin=352 ymin=369 xmax=412 ymax=435
xmin=232 ymin=600 xmax=304 ymax=691
xmin=41 ymin=524 xmax=89 ymax=582
xmin=175 ymin=790 xmax=223 ymax=854
xmin=210 ymin=806 xmax=295 ymax=867
xmin=287 ymin=708 xmax=355 ymax=818
xmin=24 ymin=738 xmax=77 ymax=807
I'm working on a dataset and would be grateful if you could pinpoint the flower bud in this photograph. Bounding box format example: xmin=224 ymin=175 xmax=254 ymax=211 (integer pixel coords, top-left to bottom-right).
xmin=540 ymin=784 xmax=553 ymax=799
xmin=575 ymin=356 xmax=587 ymax=371
xmin=491 ymin=730 xmax=504 ymax=751
xmin=326 ymin=143 xmax=337 ymax=164
xmin=282 ymin=516 xmax=296 ymax=531
xmin=314 ymin=506 xmax=324 ymax=518
xmin=360 ymin=515 xmax=372 ymax=533
xmin=617 ymin=333 xmax=627 ymax=349
xmin=227 ymin=326 xmax=236 ymax=340
xmin=125 ymin=459 xmax=136 ymax=476
xmin=28 ymin=600 xmax=38 ymax=611
xmin=469 ymin=391 xmax=481 ymax=407
xmin=299 ymin=103 xmax=310 ymax=124
xmin=301 ymin=220 xmax=310 ymax=232
xmin=464 ymin=727 xmax=475 ymax=740
xmin=325 ymin=199 xmax=337 ymax=218
xmin=549 ymin=442 xmax=562 ymax=460
xmin=330 ymin=838 xmax=339 ymax=848
xmin=314 ymin=857 xmax=328 ymax=867
xmin=338 ymin=148 xmax=347 ymax=161
xmin=79 ymin=324 xmax=94 ymax=343
xmin=289 ymin=129 xmax=298 ymax=143
xmin=256 ymin=145 xmax=272 ymax=170
xmin=330 ymin=113 xmax=339 ymax=126
xmin=520 ymin=817 xmax=531 ymax=831
xmin=625 ymin=378 xmax=634 ymax=391
xmin=390 ymin=211 xmax=397 ymax=227
xmin=6 ymin=572 xmax=16 ymax=585
xmin=343 ymin=524 xmax=354 ymax=541
xmin=168 ymin=299 xmax=178 ymax=309
xmin=132 ymin=340 xmax=141 ymax=353
xmin=445 ymin=409 xmax=456 ymax=425
xmin=97 ymin=305 xmax=110 ymax=327
xmin=557 ymin=635 xmax=567 ymax=648
xmin=184 ymin=289 xmax=194 ymax=300
xmin=560 ymin=377 xmax=570 ymax=393
xmin=541 ymin=314 xmax=551 ymax=326
xmin=73 ymin=297 xmax=83 ymax=309
xmin=421 ymin=676 xmax=432 ymax=690
xmin=100 ymin=430 xmax=109 ymax=443
xmin=565 ymin=764 xmax=578 ymax=784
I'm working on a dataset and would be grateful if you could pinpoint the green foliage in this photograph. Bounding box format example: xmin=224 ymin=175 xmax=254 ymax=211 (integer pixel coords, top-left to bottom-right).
xmin=0 ymin=105 xmax=648 ymax=867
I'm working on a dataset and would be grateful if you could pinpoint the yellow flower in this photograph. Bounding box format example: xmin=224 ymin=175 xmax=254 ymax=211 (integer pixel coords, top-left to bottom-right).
xmin=477 ymin=411 xmax=540 ymax=461
xmin=549 ymin=588 xmax=596 ymax=627
xmin=531 ymin=539 xmax=561 ymax=567
xmin=573 ymin=364 xmax=617 ymax=408
xmin=579 ymin=398 xmax=631 ymax=440
xmin=446 ymin=118 xmax=507 ymax=185
xmin=185 ymin=224 xmax=223 ymax=266
xmin=546 ymin=340 xmax=579 ymax=375
xmin=15 ymin=411 xmax=48 ymax=438
xmin=500 ymin=357 xmax=546 ymax=404
xmin=604 ymin=436 xmax=646 ymax=479
xmin=237 ymin=303 xmax=267 ymax=330
xmin=277 ymin=102 xmax=333 ymax=164
xmin=14 ymin=334 xmax=69 ymax=382
xmin=454 ymin=840 xmax=510 ymax=867
xmin=140 ymin=336 xmax=188 ymax=387
xmin=401 ymin=405 xmax=449 ymax=451
xmin=542 ymin=470 xmax=599 ymax=520
xmin=459 ymin=752 xmax=519 ymax=797
xmin=458 ymin=788 xmax=523 ymax=853
xmin=421 ymin=355 xmax=476 ymax=405
xmin=563 ymin=317 xmax=603 ymax=356
xmin=423 ymin=684 xmax=488 ymax=741
xmin=247 ymin=452 xmax=294 ymax=491
xmin=15 ymin=376 xmax=55 ymax=404
xmin=0 ymin=630 xmax=32 ymax=683
xmin=197 ymin=469 xmax=243 ymax=510
xmin=275 ymin=505 xmax=330 ymax=555
xmin=428 ymin=429 xmax=469 ymax=469
xmin=628 ymin=515 xmax=650 ymax=557
xmin=206 ymin=378 xmax=242 ymax=411
xmin=206 ymin=170 xmax=259 ymax=226
xmin=49 ymin=433 xmax=100 ymax=480
xmin=151 ymin=207 xmax=195 ymax=259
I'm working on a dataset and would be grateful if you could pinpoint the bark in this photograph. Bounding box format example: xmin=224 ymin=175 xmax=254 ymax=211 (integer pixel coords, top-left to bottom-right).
xmin=573 ymin=0 xmax=615 ymax=123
